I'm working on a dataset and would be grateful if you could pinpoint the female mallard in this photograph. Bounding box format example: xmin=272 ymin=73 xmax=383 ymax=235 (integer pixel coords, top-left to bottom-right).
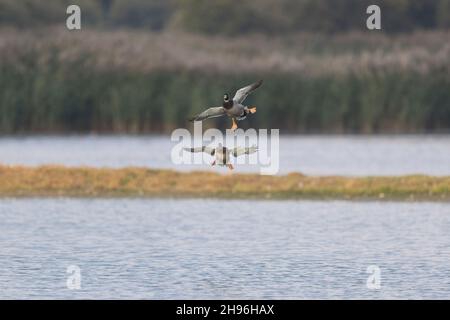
xmin=189 ymin=80 xmax=263 ymax=131
xmin=183 ymin=143 xmax=258 ymax=170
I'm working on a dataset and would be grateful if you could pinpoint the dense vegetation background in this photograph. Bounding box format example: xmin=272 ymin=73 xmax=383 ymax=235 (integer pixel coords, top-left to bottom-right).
xmin=0 ymin=0 xmax=449 ymax=133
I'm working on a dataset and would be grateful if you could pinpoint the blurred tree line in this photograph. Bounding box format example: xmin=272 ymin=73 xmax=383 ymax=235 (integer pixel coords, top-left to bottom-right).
xmin=1 ymin=0 xmax=449 ymax=33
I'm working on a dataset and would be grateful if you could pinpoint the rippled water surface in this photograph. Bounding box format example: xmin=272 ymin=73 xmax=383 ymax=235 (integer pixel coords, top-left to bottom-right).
xmin=0 ymin=199 xmax=449 ymax=299
xmin=0 ymin=135 xmax=449 ymax=175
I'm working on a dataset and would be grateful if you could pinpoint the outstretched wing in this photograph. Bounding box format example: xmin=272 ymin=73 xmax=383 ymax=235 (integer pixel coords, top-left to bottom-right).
xmin=183 ymin=146 xmax=215 ymax=155
xmin=231 ymin=145 xmax=258 ymax=157
xmin=233 ymin=80 xmax=263 ymax=104
xmin=189 ymin=107 xmax=226 ymax=122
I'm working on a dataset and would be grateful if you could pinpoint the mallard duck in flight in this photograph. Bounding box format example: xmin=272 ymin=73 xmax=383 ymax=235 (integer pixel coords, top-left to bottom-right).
xmin=183 ymin=143 xmax=258 ymax=170
xmin=189 ymin=80 xmax=263 ymax=131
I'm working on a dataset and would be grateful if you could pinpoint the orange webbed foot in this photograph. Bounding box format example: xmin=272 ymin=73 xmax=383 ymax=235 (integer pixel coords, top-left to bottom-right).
xmin=230 ymin=118 xmax=238 ymax=131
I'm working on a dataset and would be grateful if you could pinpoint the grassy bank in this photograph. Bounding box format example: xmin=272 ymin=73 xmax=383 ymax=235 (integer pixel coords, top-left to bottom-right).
xmin=0 ymin=165 xmax=449 ymax=201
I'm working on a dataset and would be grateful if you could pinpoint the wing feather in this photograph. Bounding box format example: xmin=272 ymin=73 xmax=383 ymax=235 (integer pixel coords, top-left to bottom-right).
xmin=233 ymin=80 xmax=263 ymax=104
xmin=189 ymin=107 xmax=226 ymax=122
xmin=231 ymin=145 xmax=258 ymax=157
xmin=183 ymin=146 xmax=215 ymax=155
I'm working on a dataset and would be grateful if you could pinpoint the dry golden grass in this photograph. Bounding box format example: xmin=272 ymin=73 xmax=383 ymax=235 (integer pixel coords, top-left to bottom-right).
xmin=0 ymin=165 xmax=449 ymax=201
xmin=2 ymin=28 xmax=450 ymax=76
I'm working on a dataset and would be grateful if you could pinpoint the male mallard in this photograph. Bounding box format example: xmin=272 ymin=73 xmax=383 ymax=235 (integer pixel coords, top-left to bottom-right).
xmin=183 ymin=143 xmax=258 ymax=170
xmin=189 ymin=80 xmax=263 ymax=131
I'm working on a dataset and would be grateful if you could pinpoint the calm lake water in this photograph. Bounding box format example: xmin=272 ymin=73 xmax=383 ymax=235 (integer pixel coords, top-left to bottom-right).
xmin=0 ymin=135 xmax=449 ymax=176
xmin=0 ymin=198 xmax=449 ymax=299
